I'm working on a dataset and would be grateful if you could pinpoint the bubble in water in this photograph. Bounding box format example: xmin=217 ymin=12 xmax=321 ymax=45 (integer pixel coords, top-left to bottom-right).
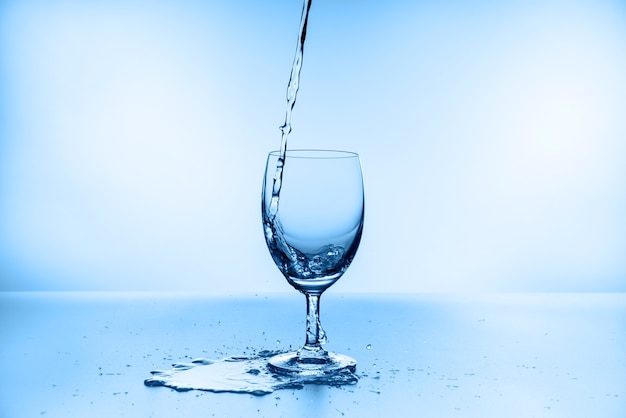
xmin=366 ymin=344 xmax=371 ymax=350
xmin=307 ymin=245 xmax=346 ymax=275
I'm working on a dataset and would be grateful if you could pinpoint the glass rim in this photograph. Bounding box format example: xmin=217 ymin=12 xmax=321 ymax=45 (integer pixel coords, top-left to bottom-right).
xmin=268 ymin=149 xmax=359 ymax=159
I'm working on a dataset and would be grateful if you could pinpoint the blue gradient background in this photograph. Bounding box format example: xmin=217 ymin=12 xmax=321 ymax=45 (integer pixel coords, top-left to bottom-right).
xmin=0 ymin=0 xmax=624 ymax=292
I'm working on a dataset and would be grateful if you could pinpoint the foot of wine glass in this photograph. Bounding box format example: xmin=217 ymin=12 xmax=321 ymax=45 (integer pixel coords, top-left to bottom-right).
xmin=268 ymin=292 xmax=356 ymax=376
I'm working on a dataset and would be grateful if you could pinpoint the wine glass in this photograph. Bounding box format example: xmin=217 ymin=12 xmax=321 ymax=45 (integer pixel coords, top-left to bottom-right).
xmin=262 ymin=149 xmax=364 ymax=376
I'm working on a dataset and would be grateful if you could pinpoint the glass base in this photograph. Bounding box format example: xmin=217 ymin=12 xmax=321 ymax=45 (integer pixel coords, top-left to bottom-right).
xmin=268 ymin=351 xmax=357 ymax=377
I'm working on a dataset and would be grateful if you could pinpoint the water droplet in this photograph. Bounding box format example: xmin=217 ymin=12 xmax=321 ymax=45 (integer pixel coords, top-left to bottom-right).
xmin=366 ymin=344 xmax=371 ymax=350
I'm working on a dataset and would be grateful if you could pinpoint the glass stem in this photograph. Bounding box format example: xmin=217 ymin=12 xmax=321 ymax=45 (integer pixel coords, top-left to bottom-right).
xmin=303 ymin=293 xmax=327 ymax=353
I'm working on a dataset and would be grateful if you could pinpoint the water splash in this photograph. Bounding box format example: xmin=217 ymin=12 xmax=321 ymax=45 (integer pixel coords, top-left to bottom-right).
xmin=145 ymin=350 xmax=357 ymax=395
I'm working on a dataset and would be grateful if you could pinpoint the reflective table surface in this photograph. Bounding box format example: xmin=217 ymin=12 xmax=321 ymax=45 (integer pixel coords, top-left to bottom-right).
xmin=1 ymin=292 xmax=624 ymax=417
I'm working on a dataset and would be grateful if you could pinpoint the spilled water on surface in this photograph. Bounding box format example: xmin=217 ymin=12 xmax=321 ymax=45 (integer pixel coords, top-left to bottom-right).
xmin=145 ymin=350 xmax=357 ymax=395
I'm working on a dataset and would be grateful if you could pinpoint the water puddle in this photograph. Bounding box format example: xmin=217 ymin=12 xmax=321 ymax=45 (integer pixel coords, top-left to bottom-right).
xmin=145 ymin=350 xmax=358 ymax=395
